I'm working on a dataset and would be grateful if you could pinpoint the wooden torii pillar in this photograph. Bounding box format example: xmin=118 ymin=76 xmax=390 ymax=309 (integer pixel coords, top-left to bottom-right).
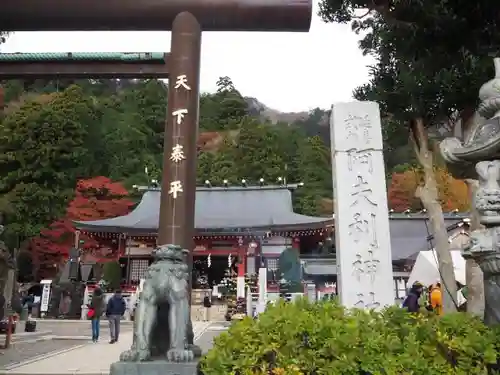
xmin=2 ymin=0 xmax=312 ymax=347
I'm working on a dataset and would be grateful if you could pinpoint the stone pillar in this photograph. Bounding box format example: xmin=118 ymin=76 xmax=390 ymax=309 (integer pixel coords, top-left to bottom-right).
xmin=246 ymin=285 xmax=253 ymax=317
xmin=236 ymin=260 xmax=245 ymax=298
xmin=255 ymin=267 xmax=267 ymax=315
xmin=464 ymin=179 xmax=485 ymax=318
xmin=330 ymin=101 xmax=394 ymax=309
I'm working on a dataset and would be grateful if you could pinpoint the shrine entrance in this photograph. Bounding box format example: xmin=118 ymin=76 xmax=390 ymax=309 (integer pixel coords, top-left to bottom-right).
xmin=193 ymin=255 xmax=238 ymax=289
xmin=1 ymin=0 xmax=313 ymax=337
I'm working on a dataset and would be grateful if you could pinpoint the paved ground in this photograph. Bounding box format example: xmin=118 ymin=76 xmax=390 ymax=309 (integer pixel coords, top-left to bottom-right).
xmin=0 ymin=340 xmax=84 ymax=370
xmin=195 ymin=322 xmax=229 ymax=353
xmin=31 ymin=320 xmax=133 ymax=339
xmin=0 ymin=320 xmax=133 ymax=345
xmin=0 ymin=320 xmax=134 ymax=370
xmin=0 ymin=321 xmax=226 ymax=375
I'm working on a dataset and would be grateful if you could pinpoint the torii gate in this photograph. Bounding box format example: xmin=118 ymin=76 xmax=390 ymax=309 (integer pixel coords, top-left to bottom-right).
xmin=1 ymin=0 xmax=312 ymax=249
xmin=0 ymin=0 xmax=312 ymax=347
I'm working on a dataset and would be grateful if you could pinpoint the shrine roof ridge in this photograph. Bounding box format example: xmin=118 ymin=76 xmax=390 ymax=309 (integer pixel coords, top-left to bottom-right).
xmin=137 ymin=184 xmax=302 ymax=192
xmin=388 ymin=212 xmax=469 ymax=220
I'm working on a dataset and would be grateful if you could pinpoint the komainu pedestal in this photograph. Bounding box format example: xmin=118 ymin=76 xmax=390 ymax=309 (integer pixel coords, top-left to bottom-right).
xmin=110 ymin=361 xmax=199 ymax=375
xmin=441 ymin=57 xmax=500 ymax=325
xmin=110 ymin=244 xmax=200 ymax=375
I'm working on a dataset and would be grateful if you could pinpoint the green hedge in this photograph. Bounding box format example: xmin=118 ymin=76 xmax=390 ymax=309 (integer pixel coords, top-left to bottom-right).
xmin=200 ymin=299 xmax=500 ymax=375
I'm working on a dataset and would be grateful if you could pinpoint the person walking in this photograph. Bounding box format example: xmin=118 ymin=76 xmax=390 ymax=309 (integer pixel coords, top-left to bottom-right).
xmin=429 ymin=282 xmax=443 ymax=316
xmin=24 ymin=293 xmax=35 ymax=319
xmin=89 ymin=287 xmax=104 ymax=343
xmin=202 ymin=292 xmax=212 ymax=322
xmin=106 ymin=289 xmax=126 ymax=344
xmin=402 ymin=281 xmax=424 ymax=313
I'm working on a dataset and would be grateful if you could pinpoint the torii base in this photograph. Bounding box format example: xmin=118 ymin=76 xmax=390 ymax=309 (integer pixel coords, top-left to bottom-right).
xmin=110 ymin=360 xmax=200 ymax=375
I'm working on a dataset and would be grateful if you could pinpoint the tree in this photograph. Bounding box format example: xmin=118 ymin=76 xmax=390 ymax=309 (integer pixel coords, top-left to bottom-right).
xmin=0 ymin=86 xmax=91 ymax=244
xmin=90 ymin=86 xmax=162 ymax=185
xmin=272 ymin=125 xmax=306 ymax=184
xmin=216 ymin=76 xmax=236 ymax=93
xmin=317 ymin=0 xmax=500 ymax=313
xmin=382 ymin=117 xmax=416 ymax=176
xmin=210 ymin=137 xmax=238 ymax=184
xmin=234 ymin=118 xmax=284 ymax=183
xmin=294 ymin=136 xmax=332 ymax=216
xmin=387 ymin=170 xmax=421 ymax=212
xmin=292 ymin=108 xmax=330 ymax=145
xmin=197 ymin=151 xmax=215 ymax=185
xmin=122 ymin=79 xmax=167 ymax=155
xmin=31 ymin=176 xmax=133 ymax=279
xmin=388 ymin=168 xmax=470 ymax=212
xmin=200 ymin=76 xmax=248 ymax=131
xmin=102 ymin=261 xmax=122 ymax=292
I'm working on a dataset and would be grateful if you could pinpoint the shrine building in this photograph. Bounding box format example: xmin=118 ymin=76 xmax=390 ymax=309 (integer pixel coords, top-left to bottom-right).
xmin=74 ymin=184 xmax=333 ymax=292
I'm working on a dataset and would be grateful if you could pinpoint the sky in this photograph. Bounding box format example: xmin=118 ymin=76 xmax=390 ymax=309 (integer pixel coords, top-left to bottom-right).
xmin=1 ymin=1 xmax=373 ymax=113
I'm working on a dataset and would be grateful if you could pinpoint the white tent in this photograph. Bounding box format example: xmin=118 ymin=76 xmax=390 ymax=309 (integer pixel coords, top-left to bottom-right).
xmin=408 ymin=250 xmax=466 ymax=287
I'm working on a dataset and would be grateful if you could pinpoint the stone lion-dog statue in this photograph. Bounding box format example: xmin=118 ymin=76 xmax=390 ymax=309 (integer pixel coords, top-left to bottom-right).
xmin=119 ymin=244 xmax=194 ymax=362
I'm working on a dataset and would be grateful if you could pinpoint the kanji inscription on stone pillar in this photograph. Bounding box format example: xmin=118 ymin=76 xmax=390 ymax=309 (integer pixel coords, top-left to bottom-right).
xmin=330 ymin=101 xmax=394 ymax=309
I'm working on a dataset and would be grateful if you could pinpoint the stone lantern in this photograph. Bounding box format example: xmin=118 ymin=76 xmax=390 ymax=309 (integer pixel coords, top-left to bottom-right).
xmin=441 ymin=57 xmax=500 ymax=325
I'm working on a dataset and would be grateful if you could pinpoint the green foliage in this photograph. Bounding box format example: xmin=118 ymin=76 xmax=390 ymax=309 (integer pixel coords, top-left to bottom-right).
xmin=292 ymin=108 xmax=329 ymax=145
xmin=293 ymin=135 xmax=332 ymax=215
xmin=102 ymin=261 xmax=122 ymax=291
xmin=209 ymin=137 xmax=238 ymax=184
xmin=0 ymin=86 xmax=91 ymax=240
xmin=318 ymin=0 xmax=500 ymax=184
xmin=200 ymin=76 xmax=248 ymax=131
xmin=234 ymin=118 xmax=284 ymax=182
xmin=201 ymin=299 xmax=500 ymax=375
xmin=0 ymin=76 xmax=335 ymax=224
xmin=196 ymin=151 xmax=215 ymax=185
xmin=319 ymin=0 xmax=499 ymax=125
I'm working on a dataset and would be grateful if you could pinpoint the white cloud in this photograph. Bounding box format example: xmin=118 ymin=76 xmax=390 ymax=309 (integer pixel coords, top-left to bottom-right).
xmin=1 ymin=1 xmax=372 ymax=112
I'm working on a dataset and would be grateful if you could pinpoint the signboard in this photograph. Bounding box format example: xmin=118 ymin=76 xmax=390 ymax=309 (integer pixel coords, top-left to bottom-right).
xmin=40 ymin=279 xmax=52 ymax=312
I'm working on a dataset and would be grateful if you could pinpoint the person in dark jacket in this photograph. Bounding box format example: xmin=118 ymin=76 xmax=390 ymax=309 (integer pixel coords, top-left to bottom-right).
xmin=0 ymin=294 xmax=5 ymax=321
xmin=402 ymin=281 xmax=424 ymax=313
xmin=202 ymin=292 xmax=212 ymax=322
xmin=106 ymin=289 xmax=126 ymax=344
xmin=23 ymin=293 xmax=35 ymax=319
xmin=89 ymin=287 xmax=104 ymax=343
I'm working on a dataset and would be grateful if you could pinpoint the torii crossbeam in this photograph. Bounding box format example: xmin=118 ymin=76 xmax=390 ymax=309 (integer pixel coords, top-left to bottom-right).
xmin=0 ymin=53 xmax=170 ymax=78
xmin=0 ymin=0 xmax=311 ymax=31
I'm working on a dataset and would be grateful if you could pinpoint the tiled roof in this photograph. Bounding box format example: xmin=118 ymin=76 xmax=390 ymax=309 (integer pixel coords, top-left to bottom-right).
xmin=389 ymin=215 xmax=469 ymax=260
xmin=74 ymin=186 xmax=333 ymax=234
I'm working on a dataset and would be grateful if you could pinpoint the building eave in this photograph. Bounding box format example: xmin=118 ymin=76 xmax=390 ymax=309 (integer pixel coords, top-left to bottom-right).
xmin=74 ymin=186 xmax=333 ymax=235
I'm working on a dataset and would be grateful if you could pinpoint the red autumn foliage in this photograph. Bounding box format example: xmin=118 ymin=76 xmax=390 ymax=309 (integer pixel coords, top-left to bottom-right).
xmin=387 ymin=168 xmax=470 ymax=213
xmin=31 ymin=176 xmax=134 ymax=279
xmin=387 ymin=170 xmax=422 ymax=212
